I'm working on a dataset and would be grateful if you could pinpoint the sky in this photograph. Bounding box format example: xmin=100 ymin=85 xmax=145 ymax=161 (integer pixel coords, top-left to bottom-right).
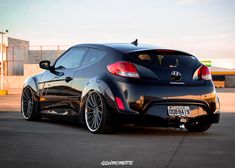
xmin=0 ymin=0 xmax=235 ymax=59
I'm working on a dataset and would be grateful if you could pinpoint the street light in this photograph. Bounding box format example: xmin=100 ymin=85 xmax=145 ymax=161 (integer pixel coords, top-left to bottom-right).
xmin=0 ymin=29 xmax=8 ymax=91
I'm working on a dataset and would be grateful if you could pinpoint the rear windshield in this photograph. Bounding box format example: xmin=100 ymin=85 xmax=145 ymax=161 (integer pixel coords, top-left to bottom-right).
xmin=128 ymin=50 xmax=197 ymax=68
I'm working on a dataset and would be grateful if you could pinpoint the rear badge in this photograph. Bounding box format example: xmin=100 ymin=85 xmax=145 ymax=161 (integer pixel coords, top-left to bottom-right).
xmin=171 ymin=71 xmax=182 ymax=81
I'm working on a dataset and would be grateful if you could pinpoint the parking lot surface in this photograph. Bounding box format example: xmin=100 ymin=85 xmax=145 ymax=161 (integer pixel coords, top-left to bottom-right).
xmin=0 ymin=88 xmax=235 ymax=168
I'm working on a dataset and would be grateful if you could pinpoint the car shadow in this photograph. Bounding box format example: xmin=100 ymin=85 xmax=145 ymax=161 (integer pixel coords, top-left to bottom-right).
xmin=1 ymin=111 xmax=226 ymax=137
xmin=115 ymin=125 xmax=213 ymax=137
xmin=40 ymin=117 xmax=211 ymax=137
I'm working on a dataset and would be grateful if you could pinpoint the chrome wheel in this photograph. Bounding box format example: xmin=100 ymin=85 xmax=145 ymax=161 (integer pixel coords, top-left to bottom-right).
xmin=21 ymin=87 xmax=34 ymax=120
xmin=85 ymin=91 xmax=103 ymax=132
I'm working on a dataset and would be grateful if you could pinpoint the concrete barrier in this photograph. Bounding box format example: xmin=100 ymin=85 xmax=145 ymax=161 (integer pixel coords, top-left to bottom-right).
xmin=225 ymin=76 xmax=235 ymax=88
xmin=3 ymin=64 xmax=43 ymax=91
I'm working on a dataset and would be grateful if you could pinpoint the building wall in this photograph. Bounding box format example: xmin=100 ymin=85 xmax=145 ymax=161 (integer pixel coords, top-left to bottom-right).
xmin=5 ymin=38 xmax=65 ymax=75
xmin=27 ymin=50 xmax=64 ymax=64
xmin=7 ymin=37 xmax=29 ymax=75
xmin=225 ymin=76 xmax=235 ymax=88
xmin=4 ymin=64 xmax=43 ymax=89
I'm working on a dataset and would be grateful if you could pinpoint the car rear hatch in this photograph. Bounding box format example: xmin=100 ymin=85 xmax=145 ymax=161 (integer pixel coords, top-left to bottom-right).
xmin=126 ymin=49 xmax=205 ymax=86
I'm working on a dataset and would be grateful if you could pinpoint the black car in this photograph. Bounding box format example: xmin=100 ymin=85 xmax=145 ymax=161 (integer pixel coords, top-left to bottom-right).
xmin=21 ymin=42 xmax=220 ymax=133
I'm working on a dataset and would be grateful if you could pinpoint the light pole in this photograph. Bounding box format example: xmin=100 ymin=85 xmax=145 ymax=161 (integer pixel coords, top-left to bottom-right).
xmin=0 ymin=29 xmax=8 ymax=91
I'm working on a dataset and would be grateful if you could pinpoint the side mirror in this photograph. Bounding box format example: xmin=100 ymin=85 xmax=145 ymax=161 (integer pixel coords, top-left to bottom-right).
xmin=39 ymin=60 xmax=51 ymax=70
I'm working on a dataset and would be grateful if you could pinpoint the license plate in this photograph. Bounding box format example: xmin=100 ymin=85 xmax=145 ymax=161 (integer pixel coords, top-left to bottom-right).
xmin=167 ymin=106 xmax=190 ymax=116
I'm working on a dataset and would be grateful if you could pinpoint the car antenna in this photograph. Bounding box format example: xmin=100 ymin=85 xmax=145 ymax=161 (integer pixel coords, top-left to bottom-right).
xmin=131 ymin=39 xmax=138 ymax=46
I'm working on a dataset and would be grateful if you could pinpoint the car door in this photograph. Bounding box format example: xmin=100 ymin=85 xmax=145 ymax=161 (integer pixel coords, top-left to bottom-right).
xmin=40 ymin=47 xmax=88 ymax=112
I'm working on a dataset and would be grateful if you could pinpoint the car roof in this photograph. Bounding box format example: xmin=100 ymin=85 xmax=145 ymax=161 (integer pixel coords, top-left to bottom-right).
xmin=74 ymin=43 xmax=164 ymax=53
xmin=103 ymin=43 xmax=164 ymax=53
xmin=74 ymin=43 xmax=192 ymax=55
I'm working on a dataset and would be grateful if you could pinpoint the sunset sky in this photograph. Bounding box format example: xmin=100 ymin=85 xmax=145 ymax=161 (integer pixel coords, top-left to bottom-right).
xmin=0 ymin=0 xmax=235 ymax=59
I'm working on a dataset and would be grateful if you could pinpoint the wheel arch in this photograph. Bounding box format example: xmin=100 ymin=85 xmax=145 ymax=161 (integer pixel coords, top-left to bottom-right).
xmin=23 ymin=76 xmax=39 ymax=97
xmin=78 ymin=77 xmax=117 ymax=122
xmin=21 ymin=76 xmax=41 ymax=121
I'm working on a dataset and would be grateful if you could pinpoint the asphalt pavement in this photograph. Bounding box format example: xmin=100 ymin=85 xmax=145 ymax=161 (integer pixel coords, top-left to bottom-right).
xmin=0 ymin=89 xmax=235 ymax=168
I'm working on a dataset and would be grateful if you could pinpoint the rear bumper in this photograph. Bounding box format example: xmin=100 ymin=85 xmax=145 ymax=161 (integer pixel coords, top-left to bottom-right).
xmin=106 ymin=78 xmax=220 ymax=125
xmin=211 ymin=113 xmax=220 ymax=123
xmin=145 ymin=102 xmax=220 ymax=123
xmin=109 ymin=80 xmax=218 ymax=112
xmin=115 ymin=105 xmax=220 ymax=126
xmin=145 ymin=103 xmax=220 ymax=123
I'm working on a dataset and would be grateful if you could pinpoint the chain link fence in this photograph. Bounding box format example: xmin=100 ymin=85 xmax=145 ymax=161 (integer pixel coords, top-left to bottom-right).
xmin=28 ymin=45 xmax=70 ymax=64
xmin=3 ymin=45 xmax=71 ymax=76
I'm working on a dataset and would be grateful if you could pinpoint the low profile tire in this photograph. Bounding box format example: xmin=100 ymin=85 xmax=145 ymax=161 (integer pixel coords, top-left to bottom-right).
xmin=21 ymin=87 xmax=41 ymax=121
xmin=85 ymin=91 xmax=113 ymax=134
xmin=185 ymin=119 xmax=212 ymax=132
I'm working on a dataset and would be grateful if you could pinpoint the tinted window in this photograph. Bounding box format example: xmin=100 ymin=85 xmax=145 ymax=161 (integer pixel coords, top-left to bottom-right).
xmin=81 ymin=48 xmax=106 ymax=67
xmin=54 ymin=47 xmax=87 ymax=69
xmin=129 ymin=51 xmax=197 ymax=68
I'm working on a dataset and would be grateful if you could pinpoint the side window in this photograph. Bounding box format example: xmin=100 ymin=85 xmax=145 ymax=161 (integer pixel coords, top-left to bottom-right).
xmin=54 ymin=47 xmax=87 ymax=69
xmin=81 ymin=48 xmax=106 ymax=67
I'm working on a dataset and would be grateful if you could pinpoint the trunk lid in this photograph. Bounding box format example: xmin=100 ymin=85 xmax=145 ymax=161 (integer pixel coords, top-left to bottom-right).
xmin=127 ymin=50 xmax=205 ymax=86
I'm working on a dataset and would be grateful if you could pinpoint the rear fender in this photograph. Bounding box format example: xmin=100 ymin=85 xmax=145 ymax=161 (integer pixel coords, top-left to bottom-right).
xmin=79 ymin=77 xmax=116 ymax=122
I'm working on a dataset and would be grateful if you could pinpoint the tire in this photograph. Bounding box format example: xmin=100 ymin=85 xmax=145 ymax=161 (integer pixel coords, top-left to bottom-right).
xmin=21 ymin=87 xmax=41 ymax=121
xmin=84 ymin=91 xmax=113 ymax=134
xmin=185 ymin=119 xmax=212 ymax=132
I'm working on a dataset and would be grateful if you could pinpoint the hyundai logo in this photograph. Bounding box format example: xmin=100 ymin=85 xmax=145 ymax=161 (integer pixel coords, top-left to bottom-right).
xmin=171 ymin=71 xmax=182 ymax=81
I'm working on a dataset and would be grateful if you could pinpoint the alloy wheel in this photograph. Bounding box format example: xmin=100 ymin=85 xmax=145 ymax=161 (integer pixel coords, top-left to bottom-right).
xmin=85 ymin=91 xmax=103 ymax=132
xmin=21 ymin=87 xmax=34 ymax=119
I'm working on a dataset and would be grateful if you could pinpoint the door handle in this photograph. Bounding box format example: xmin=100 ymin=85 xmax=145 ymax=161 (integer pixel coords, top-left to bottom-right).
xmin=65 ymin=76 xmax=73 ymax=83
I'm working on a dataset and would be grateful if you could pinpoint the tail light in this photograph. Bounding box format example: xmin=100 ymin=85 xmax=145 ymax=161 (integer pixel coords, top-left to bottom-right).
xmin=193 ymin=65 xmax=212 ymax=80
xmin=107 ymin=61 xmax=140 ymax=78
